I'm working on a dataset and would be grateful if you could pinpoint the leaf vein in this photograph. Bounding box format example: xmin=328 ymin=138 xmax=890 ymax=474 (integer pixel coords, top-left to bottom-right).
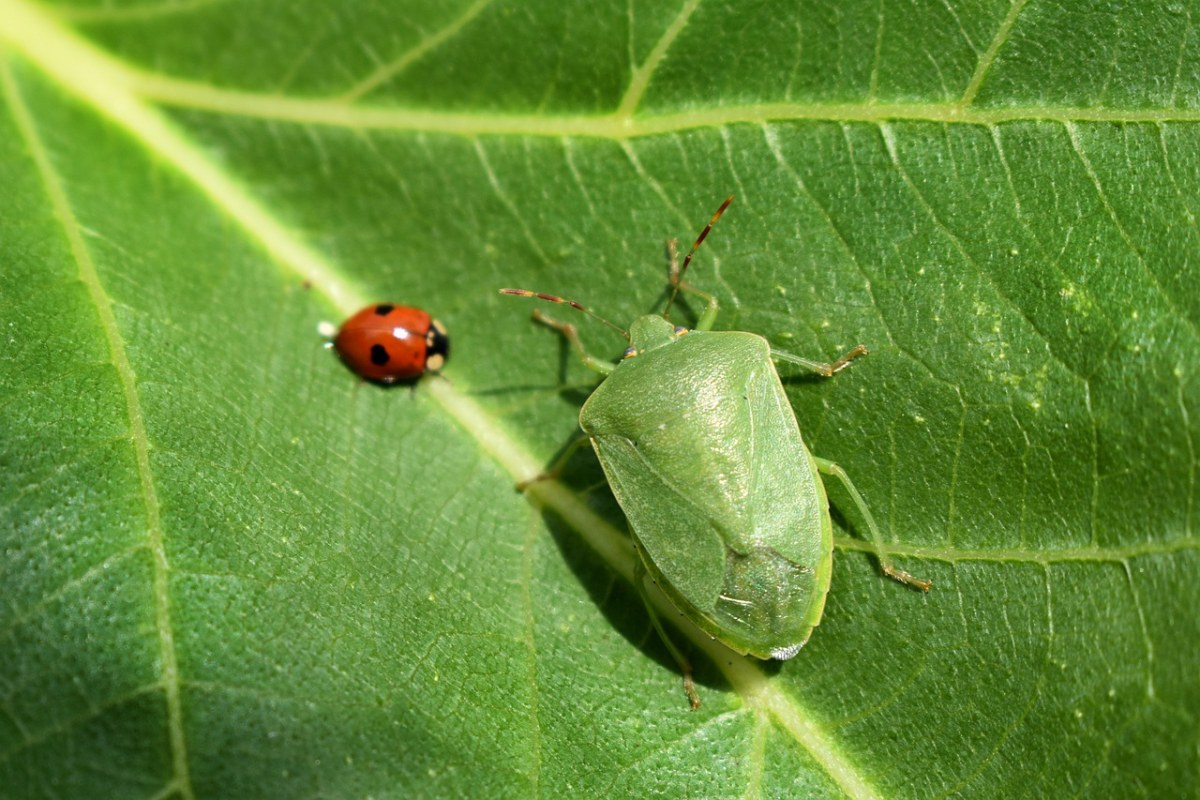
xmin=2 ymin=62 xmax=195 ymax=800
xmin=934 ymin=563 xmax=1055 ymax=798
xmin=1122 ymin=560 xmax=1157 ymax=700
xmin=0 ymin=544 xmax=148 ymax=642
xmin=833 ymin=534 xmax=1200 ymax=563
xmin=960 ymin=0 xmax=1030 ymax=106
xmin=339 ymin=0 xmax=495 ymax=103
xmin=0 ymin=683 xmax=164 ymax=767
xmin=473 ymin=138 xmax=553 ymax=266
xmin=1063 ymin=121 xmax=1200 ymax=342
xmin=616 ymin=0 xmax=703 ymax=119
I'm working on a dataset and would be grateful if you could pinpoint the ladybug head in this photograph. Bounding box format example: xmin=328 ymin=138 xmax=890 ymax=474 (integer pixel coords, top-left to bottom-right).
xmin=425 ymin=319 xmax=450 ymax=371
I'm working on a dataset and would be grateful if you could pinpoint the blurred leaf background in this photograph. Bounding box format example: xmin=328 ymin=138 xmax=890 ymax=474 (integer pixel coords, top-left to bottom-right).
xmin=1 ymin=0 xmax=1198 ymax=797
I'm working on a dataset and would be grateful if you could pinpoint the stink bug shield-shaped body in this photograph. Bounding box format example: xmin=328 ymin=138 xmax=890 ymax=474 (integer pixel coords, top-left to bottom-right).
xmin=582 ymin=316 xmax=833 ymax=660
xmin=502 ymin=197 xmax=930 ymax=707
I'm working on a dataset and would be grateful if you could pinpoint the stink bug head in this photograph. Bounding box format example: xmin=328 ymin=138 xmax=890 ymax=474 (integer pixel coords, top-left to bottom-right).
xmin=627 ymin=315 xmax=684 ymax=356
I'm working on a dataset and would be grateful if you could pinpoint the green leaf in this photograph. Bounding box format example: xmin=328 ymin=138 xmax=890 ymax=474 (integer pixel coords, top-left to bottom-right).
xmin=2 ymin=0 xmax=1198 ymax=797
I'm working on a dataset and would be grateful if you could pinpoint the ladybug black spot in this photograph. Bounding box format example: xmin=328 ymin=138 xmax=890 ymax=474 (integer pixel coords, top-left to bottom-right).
xmin=374 ymin=304 xmax=395 ymax=315
xmin=370 ymin=344 xmax=390 ymax=365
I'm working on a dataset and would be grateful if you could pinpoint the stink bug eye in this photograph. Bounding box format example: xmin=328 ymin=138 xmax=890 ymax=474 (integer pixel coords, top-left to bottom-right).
xmin=502 ymin=196 xmax=930 ymax=709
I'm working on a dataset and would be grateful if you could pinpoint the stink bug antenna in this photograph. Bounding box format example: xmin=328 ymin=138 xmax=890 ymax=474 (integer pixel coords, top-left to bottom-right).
xmin=663 ymin=195 xmax=734 ymax=319
xmin=499 ymin=289 xmax=630 ymax=342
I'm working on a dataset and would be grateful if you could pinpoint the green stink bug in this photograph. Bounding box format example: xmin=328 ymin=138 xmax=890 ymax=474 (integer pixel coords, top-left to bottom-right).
xmin=503 ymin=197 xmax=930 ymax=708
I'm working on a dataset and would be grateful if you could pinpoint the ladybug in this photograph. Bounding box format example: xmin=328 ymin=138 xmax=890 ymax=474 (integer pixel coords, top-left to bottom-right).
xmin=333 ymin=303 xmax=449 ymax=383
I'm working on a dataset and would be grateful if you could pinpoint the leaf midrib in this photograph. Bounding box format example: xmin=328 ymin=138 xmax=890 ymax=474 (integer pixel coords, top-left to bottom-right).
xmin=122 ymin=75 xmax=1200 ymax=134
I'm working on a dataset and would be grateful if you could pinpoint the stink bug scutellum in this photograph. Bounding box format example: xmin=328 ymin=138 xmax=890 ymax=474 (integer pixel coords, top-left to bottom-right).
xmin=502 ymin=197 xmax=931 ymax=709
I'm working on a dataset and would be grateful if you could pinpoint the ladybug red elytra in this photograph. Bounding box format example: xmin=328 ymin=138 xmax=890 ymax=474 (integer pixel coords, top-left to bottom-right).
xmin=333 ymin=303 xmax=449 ymax=383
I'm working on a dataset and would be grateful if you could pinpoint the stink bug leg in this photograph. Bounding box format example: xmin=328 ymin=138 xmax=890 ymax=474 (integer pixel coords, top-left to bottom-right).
xmin=633 ymin=546 xmax=701 ymax=709
xmin=499 ymin=296 xmax=622 ymax=491
xmin=514 ymin=434 xmax=591 ymax=491
xmin=814 ymin=457 xmax=932 ymax=591
xmin=499 ymin=288 xmax=627 ymax=362
xmin=527 ymin=308 xmax=616 ymax=376
xmin=772 ymin=343 xmax=870 ymax=377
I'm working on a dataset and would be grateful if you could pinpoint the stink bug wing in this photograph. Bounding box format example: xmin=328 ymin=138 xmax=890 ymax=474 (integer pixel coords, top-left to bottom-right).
xmin=586 ymin=432 xmax=729 ymax=597
xmin=581 ymin=331 xmax=833 ymax=659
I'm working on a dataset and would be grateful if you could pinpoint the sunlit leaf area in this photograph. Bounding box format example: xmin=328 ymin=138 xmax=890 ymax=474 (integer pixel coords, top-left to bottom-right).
xmin=2 ymin=1 xmax=1198 ymax=797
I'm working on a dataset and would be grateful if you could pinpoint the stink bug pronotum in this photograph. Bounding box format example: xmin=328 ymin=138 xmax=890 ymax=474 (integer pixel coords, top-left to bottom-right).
xmin=502 ymin=197 xmax=930 ymax=708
